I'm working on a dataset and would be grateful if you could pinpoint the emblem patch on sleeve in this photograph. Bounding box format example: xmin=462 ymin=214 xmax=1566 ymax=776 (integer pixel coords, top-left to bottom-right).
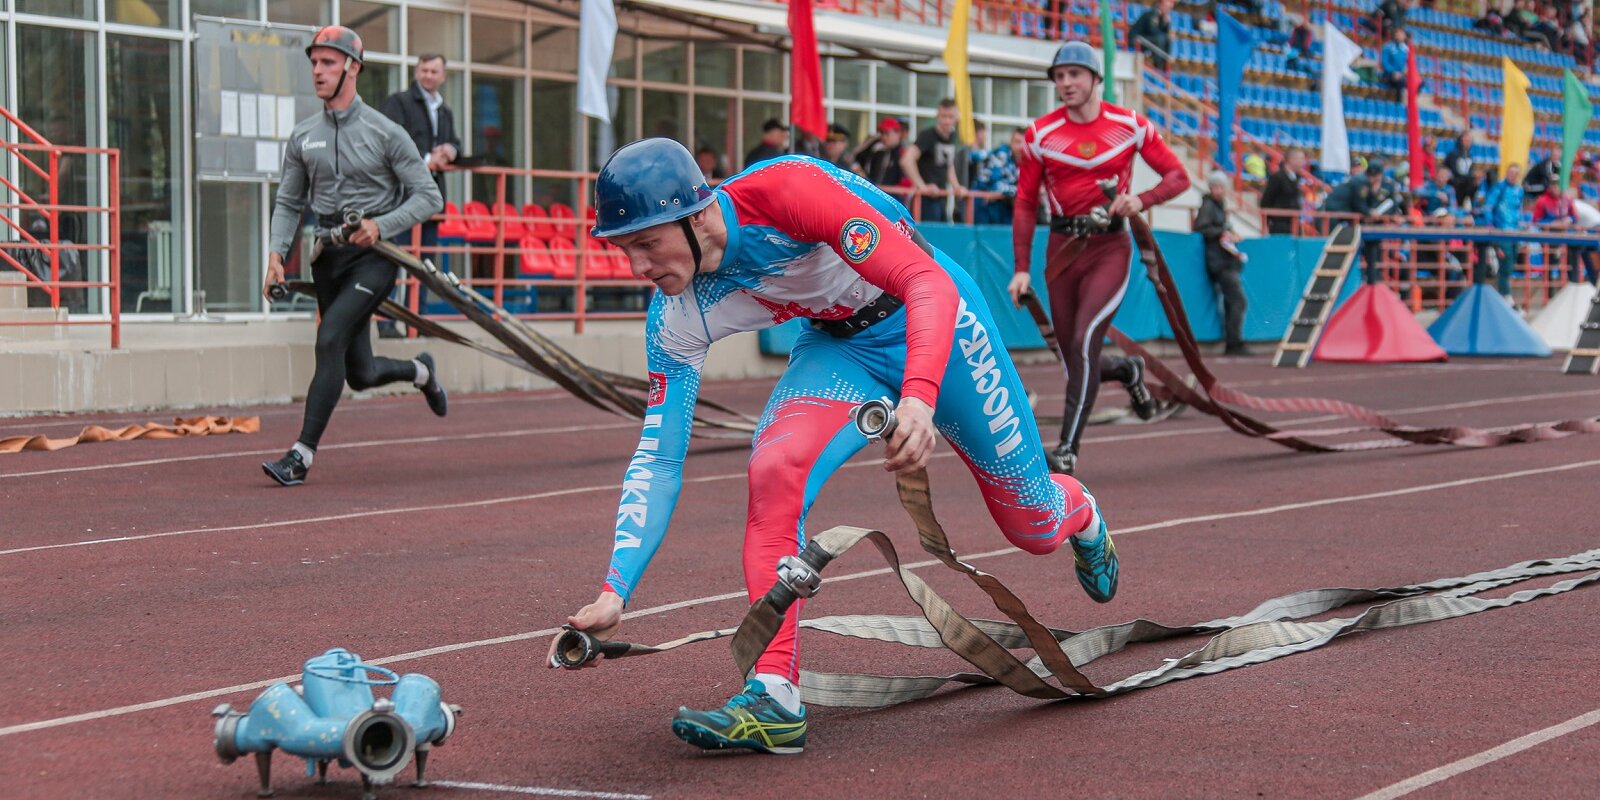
xmin=648 ymin=371 xmax=666 ymax=406
xmin=839 ymin=218 xmax=880 ymax=264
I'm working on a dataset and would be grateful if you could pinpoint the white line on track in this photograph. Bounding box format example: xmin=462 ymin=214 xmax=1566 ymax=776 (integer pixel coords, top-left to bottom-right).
xmin=3 ymin=456 xmax=1596 ymax=739
xmin=433 ymin=779 xmax=652 ymax=799
xmin=0 ymin=420 xmax=638 ymax=480
xmin=1351 ymin=707 xmax=1600 ymax=800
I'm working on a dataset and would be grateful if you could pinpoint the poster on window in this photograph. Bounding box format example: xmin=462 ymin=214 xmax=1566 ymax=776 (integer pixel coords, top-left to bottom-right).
xmin=194 ymin=18 xmax=319 ymax=181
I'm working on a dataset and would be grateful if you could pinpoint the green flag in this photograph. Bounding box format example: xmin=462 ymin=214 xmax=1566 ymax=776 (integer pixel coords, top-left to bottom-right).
xmin=1560 ymin=68 xmax=1594 ymax=192
xmin=1099 ymin=0 xmax=1116 ymax=103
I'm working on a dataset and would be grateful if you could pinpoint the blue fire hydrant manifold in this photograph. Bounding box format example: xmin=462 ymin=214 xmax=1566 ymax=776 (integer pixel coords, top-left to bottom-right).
xmin=211 ymin=648 xmax=462 ymax=799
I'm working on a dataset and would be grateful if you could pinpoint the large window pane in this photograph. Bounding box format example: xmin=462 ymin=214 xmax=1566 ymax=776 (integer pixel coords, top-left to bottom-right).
xmin=833 ymin=59 xmax=869 ymax=102
xmin=17 ymin=25 xmax=100 ymax=311
xmin=693 ymin=94 xmax=735 ymax=178
xmin=876 ymin=65 xmax=911 ymax=107
xmin=471 ymin=75 xmax=523 ymax=200
xmin=108 ymin=36 xmax=183 ymax=314
xmin=268 ymin=0 xmax=328 ymax=27
xmin=200 ymin=183 xmax=266 ymax=312
xmin=641 ymin=90 xmax=687 ymax=144
xmin=408 ymin=8 xmax=463 ymax=63
xmin=527 ymin=24 xmax=576 ymax=74
xmin=531 ymin=79 xmax=576 ymax=170
xmin=193 ymin=0 xmax=259 ymax=19
xmin=915 ymin=72 xmax=947 ymax=110
xmin=15 ymin=0 xmax=91 ymax=19
xmin=109 ymin=0 xmax=174 ymax=27
xmin=742 ymin=49 xmax=782 ymax=93
xmin=1027 ymin=82 xmax=1054 ymax=117
xmin=971 ymin=78 xmax=990 ymax=117
xmin=588 ymin=86 xmax=635 ymax=171
xmin=741 ymin=98 xmax=782 ymax=169
xmin=993 ymin=78 xmax=1022 ymax=117
xmin=611 ymin=33 xmax=636 ymax=79
xmin=695 ymin=43 xmax=734 ymax=89
xmin=473 ymin=16 xmax=525 ymax=67
xmin=341 ymin=0 xmax=397 ymax=54
xmin=356 ymin=61 xmax=398 ymax=109
xmin=640 ymin=41 xmax=686 ymax=86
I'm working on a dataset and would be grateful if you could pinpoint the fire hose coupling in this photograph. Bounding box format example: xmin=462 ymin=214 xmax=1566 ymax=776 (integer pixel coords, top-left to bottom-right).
xmin=851 ymin=398 xmax=898 ymax=443
xmin=767 ymin=540 xmax=837 ymax=611
xmin=267 ymin=282 xmax=291 ymax=302
xmin=327 ymin=207 xmax=367 ymax=245
xmin=210 ymin=647 xmax=461 ymax=797
xmin=549 ymin=626 xmax=633 ymax=670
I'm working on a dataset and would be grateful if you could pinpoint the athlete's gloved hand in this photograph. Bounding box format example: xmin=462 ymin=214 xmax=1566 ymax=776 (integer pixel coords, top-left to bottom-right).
xmin=546 ymin=590 xmax=623 ymax=669
xmin=348 ymin=218 xmax=381 ymax=247
xmin=262 ymin=253 xmax=286 ymax=301
xmin=1006 ymin=272 xmax=1033 ymax=307
xmin=883 ymin=396 xmax=936 ymax=474
xmin=1108 ymin=193 xmax=1145 ymax=218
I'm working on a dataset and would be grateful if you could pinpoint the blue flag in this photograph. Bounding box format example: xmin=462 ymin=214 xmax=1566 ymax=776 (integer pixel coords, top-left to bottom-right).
xmin=1216 ymin=10 xmax=1257 ymax=172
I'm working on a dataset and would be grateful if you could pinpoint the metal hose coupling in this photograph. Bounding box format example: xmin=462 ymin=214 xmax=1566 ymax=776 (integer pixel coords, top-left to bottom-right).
xmin=328 ymin=207 xmax=366 ymax=245
xmin=767 ymin=540 xmax=836 ymax=612
xmin=851 ymin=398 xmax=897 ymax=443
xmin=549 ymin=626 xmax=632 ymax=669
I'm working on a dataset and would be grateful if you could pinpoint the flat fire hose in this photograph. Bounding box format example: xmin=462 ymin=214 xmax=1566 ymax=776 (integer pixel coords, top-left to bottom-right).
xmin=554 ymin=466 xmax=1600 ymax=707
xmin=1018 ymin=216 xmax=1600 ymax=452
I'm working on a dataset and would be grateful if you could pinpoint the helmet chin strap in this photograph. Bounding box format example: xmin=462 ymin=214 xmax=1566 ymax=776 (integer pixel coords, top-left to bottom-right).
xmin=679 ymin=217 xmax=704 ymax=274
xmin=331 ymin=56 xmax=354 ymax=102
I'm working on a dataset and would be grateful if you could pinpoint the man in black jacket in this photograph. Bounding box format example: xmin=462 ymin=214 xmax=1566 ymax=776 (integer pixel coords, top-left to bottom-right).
xmin=379 ymin=53 xmax=461 ymax=336
xmin=1128 ymin=0 xmax=1174 ymax=70
xmin=1197 ymin=172 xmax=1249 ymax=355
xmin=1442 ymin=131 xmax=1475 ymax=206
xmin=1258 ymin=148 xmax=1305 ymax=235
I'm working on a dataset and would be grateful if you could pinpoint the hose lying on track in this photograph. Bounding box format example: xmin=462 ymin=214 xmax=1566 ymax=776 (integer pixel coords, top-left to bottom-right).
xmin=0 ymin=416 xmax=259 ymax=454
xmin=552 ymin=465 xmax=1600 ymax=707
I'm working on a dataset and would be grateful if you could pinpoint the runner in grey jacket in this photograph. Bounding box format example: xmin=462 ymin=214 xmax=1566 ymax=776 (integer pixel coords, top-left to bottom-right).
xmin=261 ymin=25 xmax=449 ymax=487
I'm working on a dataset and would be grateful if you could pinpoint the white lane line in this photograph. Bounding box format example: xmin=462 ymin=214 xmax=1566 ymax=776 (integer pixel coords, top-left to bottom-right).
xmin=0 ymin=420 xmax=638 ymax=480
xmin=433 ymin=780 xmax=651 ymax=799
xmin=4 ymin=456 xmax=1596 ymax=739
xmin=1351 ymin=707 xmax=1600 ymax=800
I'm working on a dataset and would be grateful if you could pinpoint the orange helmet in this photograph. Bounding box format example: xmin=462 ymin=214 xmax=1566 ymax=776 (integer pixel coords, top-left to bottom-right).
xmin=306 ymin=25 xmax=364 ymax=64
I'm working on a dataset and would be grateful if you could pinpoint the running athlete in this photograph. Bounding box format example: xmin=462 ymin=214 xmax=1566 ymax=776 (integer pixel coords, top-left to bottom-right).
xmin=546 ymin=139 xmax=1121 ymax=754
xmin=1007 ymin=41 xmax=1191 ymax=475
xmin=261 ymin=26 xmax=449 ymax=486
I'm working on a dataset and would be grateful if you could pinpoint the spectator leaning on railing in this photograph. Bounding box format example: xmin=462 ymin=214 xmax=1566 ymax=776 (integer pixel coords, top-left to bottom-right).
xmin=1259 ymin=148 xmax=1307 ymax=235
xmin=899 ymin=98 xmax=967 ymax=223
xmin=1532 ymin=182 xmax=1597 ymax=283
xmin=967 ymin=123 xmax=1023 ymax=225
xmin=1483 ymin=163 xmax=1525 ymax=298
xmin=1197 ymin=172 xmax=1250 ymax=356
xmin=852 ymin=117 xmax=907 ymax=187
xmin=1129 ymin=0 xmax=1175 ymax=70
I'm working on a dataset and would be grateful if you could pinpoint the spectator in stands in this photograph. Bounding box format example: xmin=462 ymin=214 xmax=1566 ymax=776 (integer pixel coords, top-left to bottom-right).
xmin=695 ymin=146 xmax=726 ymax=187
xmin=1523 ymin=152 xmax=1559 ymax=195
xmin=1530 ymin=182 xmax=1596 ymax=282
xmin=1260 ymin=147 xmax=1307 ymax=235
xmin=1418 ymin=135 xmax=1437 ymax=182
xmin=1506 ymin=0 xmax=1542 ymax=45
xmin=852 ymin=117 xmax=906 ymax=187
xmin=1567 ymin=4 xmax=1592 ymax=65
xmin=1243 ymin=153 xmax=1268 ymax=184
xmin=1483 ymin=162 xmax=1525 ymax=297
xmin=1197 ymin=172 xmax=1250 ymax=355
xmin=1420 ymin=166 xmax=1459 ymax=216
xmin=379 ymin=53 xmax=461 ymax=338
xmin=1444 ymin=131 xmax=1476 ymax=204
xmin=18 ymin=214 xmax=84 ymax=311
xmin=899 ymin=98 xmax=967 ymax=222
xmin=821 ymin=124 xmax=854 ymax=170
xmin=1287 ymin=15 xmax=1319 ymax=74
xmin=1530 ymin=4 xmax=1563 ymax=50
xmin=744 ymin=118 xmax=789 ymax=168
xmin=1379 ymin=28 xmax=1411 ymax=93
xmin=1129 ymin=0 xmax=1175 ymax=70
xmin=1322 ymin=161 xmax=1384 ymax=282
xmin=1367 ymin=0 xmax=1408 ymax=36
xmin=1474 ymin=1 xmax=1506 ymax=33
xmin=968 ymin=124 xmax=1023 ymax=225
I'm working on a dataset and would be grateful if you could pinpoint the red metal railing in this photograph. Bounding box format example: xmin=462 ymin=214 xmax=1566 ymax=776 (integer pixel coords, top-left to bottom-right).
xmin=0 ymin=104 xmax=121 ymax=348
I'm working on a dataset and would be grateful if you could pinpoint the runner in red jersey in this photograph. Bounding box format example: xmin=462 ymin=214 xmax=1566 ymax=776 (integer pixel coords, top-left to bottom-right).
xmin=1007 ymin=40 xmax=1191 ymax=475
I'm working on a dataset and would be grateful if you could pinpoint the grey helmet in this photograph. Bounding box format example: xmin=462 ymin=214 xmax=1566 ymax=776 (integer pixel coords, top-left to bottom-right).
xmin=1048 ymin=40 xmax=1101 ymax=81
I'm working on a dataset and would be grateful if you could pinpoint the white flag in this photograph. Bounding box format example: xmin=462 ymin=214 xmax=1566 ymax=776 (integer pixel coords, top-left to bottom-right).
xmin=1319 ymin=22 xmax=1362 ymax=175
xmin=578 ymin=0 xmax=616 ymax=122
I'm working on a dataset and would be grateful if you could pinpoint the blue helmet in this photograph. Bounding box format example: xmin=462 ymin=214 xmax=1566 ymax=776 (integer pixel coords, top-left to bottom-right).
xmin=591 ymin=138 xmax=716 ymax=238
xmin=1048 ymin=40 xmax=1101 ymax=81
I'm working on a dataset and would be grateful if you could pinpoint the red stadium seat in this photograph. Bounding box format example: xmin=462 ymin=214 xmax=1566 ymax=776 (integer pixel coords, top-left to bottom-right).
xmin=490 ymin=202 xmax=527 ymax=241
xmin=548 ymin=203 xmax=577 ymax=242
xmin=547 ymin=236 xmax=577 ymax=280
xmin=521 ymin=203 xmax=554 ymax=241
xmin=462 ymin=201 xmax=496 ymax=242
xmin=518 ymin=235 xmax=553 ymax=276
xmin=437 ymin=201 xmax=468 ymax=239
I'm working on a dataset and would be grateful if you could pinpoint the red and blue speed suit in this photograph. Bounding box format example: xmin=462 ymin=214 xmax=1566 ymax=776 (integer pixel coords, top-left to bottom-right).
xmin=603 ymin=156 xmax=1100 ymax=682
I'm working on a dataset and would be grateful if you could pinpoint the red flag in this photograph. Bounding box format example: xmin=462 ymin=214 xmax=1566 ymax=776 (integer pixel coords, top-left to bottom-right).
xmin=1405 ymin=45 xmax=1423 ymax=191
xmin=788 ymin=0 xmax=827 ymax=140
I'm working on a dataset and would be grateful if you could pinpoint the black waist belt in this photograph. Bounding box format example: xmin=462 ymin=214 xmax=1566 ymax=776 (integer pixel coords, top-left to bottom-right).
xmin=317 ymin=211 xmax=375 ymax=228
xmin=1049 ymin=215 xmax=1124 ymax=236
xmin=811 ymin=293 xmax=905 ymax=338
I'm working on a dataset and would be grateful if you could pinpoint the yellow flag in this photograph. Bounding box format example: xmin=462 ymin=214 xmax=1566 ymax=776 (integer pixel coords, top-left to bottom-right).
xmin=1499 ymin=57 xmax=1533 ymax=173
xmin=943 ymin=0 xmax=976 ymax=145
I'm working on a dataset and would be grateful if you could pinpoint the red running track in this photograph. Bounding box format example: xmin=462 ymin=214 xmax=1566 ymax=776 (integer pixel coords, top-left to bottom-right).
xmin=2 ymin=356 xmax=1598 ymax=800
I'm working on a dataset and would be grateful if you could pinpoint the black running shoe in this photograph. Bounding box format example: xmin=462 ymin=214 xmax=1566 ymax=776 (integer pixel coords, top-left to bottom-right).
xmin=417 ymin=352 xmax=448 ymax=417
xmin=1122 ymin=355 xmax=1159 ymax=421
xmin=1046 ymin=443 xmax=1077 ymax=475
xmin=262 ymin=449 xmax=309 ymax=486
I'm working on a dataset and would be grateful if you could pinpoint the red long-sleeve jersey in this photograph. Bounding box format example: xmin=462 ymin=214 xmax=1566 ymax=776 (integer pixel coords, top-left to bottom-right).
xmin=1012 ymin=101 xmax=1191 ymax=271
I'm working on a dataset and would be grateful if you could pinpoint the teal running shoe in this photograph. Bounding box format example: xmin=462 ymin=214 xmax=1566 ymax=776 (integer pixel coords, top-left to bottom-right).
xmin=1071 ymin=510 xmax=1119 ymax=603
xmin=671 ymin=680 xmax=808 ymax=755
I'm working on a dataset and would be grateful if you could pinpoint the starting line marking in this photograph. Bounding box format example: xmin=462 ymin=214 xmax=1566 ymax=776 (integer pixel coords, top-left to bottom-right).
xmin=3 ymin=456 xmax=1598 ymax=739
xmin=433 ymin=779 xmax=651 ymax=800
xmin=1351 ymin=707 xmax=1600 ymax=800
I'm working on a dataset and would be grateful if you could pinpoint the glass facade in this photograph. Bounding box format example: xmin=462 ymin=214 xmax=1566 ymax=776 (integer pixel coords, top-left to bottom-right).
xmin=0 ymin=0 xmax=1053 ymax=316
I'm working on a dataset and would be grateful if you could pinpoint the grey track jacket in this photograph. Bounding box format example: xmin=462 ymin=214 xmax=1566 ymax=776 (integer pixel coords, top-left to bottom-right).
xmin=269 ymin=94 xmax=443 ymax=259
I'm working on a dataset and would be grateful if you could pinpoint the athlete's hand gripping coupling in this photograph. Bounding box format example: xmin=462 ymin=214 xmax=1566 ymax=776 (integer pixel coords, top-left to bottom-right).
xmin=546 ymin=590 xmax=623 ymax=669
xmin=865 ymin=397 xmax=935 ymax=474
